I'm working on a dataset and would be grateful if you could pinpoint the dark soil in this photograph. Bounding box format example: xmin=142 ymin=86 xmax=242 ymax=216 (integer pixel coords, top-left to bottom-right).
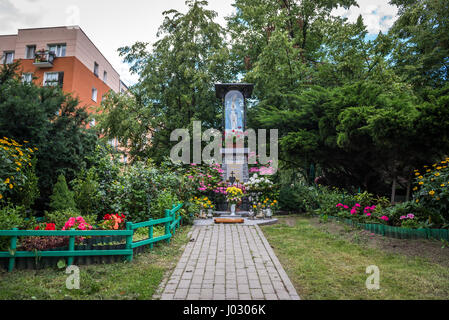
xmin=279 ymin=215 xmax=449 ymax=267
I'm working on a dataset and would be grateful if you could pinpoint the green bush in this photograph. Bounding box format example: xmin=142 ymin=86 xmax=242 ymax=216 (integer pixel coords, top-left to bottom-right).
xmin=150 ymin=189 xmax=180 ymax=220
xmin=71 ymin=170 xmax=101 ymax=217
xmin=354 ymin=191 xmax=390 ymax=210
xmin=0 ymin=205 xmax=32 ymax=250
xmin=382 ymin=201 xmax=441 ymax=228
xmin=49 ymin=174 xmax=76 ymax=212
xmin=44 ymin=208 xmax=98 ymax=229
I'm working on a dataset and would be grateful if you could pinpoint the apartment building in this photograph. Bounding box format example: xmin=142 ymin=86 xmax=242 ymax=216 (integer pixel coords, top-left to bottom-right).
xmin=0 ymin=26 xmax=129 ymax=162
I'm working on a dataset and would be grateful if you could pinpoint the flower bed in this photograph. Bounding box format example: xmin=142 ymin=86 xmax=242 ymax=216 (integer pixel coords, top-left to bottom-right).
xmin=324 ymin=215 xmax=449 ymax=241
xmin=0 ymin=203 xmax=183 ymax=272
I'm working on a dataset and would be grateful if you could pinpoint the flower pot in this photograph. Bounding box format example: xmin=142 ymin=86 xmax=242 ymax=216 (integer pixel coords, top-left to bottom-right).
xmin=207 ymin=209 xmax=213 ymax=218
xmin=230 ymin=204 xmax=236 ymax=216
xmin=265 ymin=208 xmax=272 ymax=219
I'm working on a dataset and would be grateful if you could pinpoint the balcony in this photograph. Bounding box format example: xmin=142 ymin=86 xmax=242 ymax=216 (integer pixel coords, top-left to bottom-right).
xmin=33 ymin=50 xmax=55 ymax=68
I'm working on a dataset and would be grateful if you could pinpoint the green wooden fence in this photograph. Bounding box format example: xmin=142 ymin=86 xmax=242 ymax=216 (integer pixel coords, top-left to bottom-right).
xmin=0 ymin=203 xmax=183 ymax=272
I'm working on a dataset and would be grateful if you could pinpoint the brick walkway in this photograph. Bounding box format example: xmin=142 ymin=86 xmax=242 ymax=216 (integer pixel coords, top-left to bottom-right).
xmin=158 ymin=224 xmax=300 ymax=300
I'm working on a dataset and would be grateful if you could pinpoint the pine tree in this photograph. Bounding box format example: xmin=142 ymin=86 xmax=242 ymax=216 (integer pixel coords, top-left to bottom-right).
xmin=49 ymin=174 xmax=76 ymax=212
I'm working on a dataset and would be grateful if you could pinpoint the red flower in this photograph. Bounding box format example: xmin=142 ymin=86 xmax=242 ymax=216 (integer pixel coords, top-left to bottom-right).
xmin=35 ymin=226 xmax=40 ymax=230
xmin=45 ymin=223 xmax=56 ymax=231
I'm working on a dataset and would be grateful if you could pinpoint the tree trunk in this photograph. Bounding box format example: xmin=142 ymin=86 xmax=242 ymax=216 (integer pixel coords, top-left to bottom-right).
xmin=391 ymin=176 xmax=397 ymax=205
xmin=405 ymin=176 xmax=411 ymax=202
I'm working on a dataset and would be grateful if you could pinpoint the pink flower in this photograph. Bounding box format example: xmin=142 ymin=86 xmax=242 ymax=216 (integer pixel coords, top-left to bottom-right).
xmin=400 ymin=216 xmax=406 ymax=220
xmin=350 ymin=209 xmax=357 ymax=215
xmin=355 ymin=203 xmax=361 ymax=207
xmin=343 ymin=205 xmax=349 ymax=209
xmin=407 ymin=214 xmax=415 ymax=219
xmin=366 ymin=213 xmax=371 ymax=217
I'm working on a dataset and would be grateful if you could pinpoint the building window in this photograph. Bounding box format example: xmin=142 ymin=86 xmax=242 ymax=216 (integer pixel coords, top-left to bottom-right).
xmin=103 ymin=71 xmax=107 ymax=83
xmin=3 ymin=51 xmax=14 ymax=64
xmin=22 ymin=73 xmax=33 ymax=83
xmin=94 ymin=62 xmax=99 ymax=77
xmin=43 ymin=72 xmax=64 ymax=87
xmin=92 ymin=88 xmax=98 ymax=102
xmin=108 ymin=138 xmax=118 ymax=150
xmin=26 ymin=45 xmax=36 ymax=59
xmin=48 ymin=44 xmax=66 ymax=57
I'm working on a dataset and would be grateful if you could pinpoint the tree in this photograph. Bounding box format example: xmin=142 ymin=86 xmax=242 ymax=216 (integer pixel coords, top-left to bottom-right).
xmin=227 ymin=0 xmax=449 ymax=200
xmin=98 ymin=0 xmax=234 ymax=162
xmin=390 ymin=0 xmax=449 ymax=93
xmin=49 ymin=174 xmax=76 ymax=212
xmin=0 ymin=61 xmax=98 ymax=211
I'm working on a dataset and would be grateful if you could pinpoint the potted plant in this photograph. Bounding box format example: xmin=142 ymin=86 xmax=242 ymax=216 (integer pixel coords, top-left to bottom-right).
xmin=263 ymin=198 xmax=278 ymax=219
xmin=226 ymin=186 xmax=244 ymax=216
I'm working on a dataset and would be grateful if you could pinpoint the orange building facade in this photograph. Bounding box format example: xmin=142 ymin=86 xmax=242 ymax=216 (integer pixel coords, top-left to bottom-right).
xmin=0 ymin=26 xmax=129 ymax=161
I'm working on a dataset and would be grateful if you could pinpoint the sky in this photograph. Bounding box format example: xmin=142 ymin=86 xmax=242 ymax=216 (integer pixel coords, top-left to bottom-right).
xmin=0 ymin=0 xmax=398 ymax=86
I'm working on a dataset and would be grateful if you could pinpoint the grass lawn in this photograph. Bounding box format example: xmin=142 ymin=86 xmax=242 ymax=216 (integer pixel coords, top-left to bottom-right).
xmin=261 ymin=215 xmax=449 ymax=300
xmin=0 ymin=226 xmax=191 ymax=300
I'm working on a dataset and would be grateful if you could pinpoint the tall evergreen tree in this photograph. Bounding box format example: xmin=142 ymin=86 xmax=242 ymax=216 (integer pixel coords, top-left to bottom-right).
xmin=98 ymin=0 xmax=234 ymax=162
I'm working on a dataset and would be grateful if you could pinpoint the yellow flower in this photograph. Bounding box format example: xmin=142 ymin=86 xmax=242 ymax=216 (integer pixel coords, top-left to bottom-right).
xmin=429 ymin=190 xmax=435 ymax=196
xmin=435 ymin=173 xmax=440 ymax=177
xmin=426 ymin=169 xmax=431 ymax=173
xmin=0 ymin=194 xmax=2 ymax=200
xmin=9 ymin=184 xmax=13 ymax=189
xmin=437 ymin=166 xmax=442 ymax=170
xmin=4 ymin=178 xmax=10 ymax=184
xmin=416 ymin=199 xmax=420 ymax=203
xmin=441 ymin=184 xmax=446 ymax=187
xmin=413 ymin=187 xmax=418 ymax=191
xmin=418 ymin=176 xmax=423 ymax=179
xmin=415 ymin=172 xmax=420 ymax=176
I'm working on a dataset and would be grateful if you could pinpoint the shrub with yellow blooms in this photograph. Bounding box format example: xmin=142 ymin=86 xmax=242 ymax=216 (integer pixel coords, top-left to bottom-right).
xmin=192 ymin=196 xmax=215 ymax=210
xmin=412 ymin=158 xmax=449 ymax=223
xmin=0 ymin=137 xmax=37 ymax=204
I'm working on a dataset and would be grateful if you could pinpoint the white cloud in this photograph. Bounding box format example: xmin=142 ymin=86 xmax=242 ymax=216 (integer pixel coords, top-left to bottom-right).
xmin=0 ymin=0 xmax=42 ymax=31
xmin=333 ymin=0 xmax=398 ymax=34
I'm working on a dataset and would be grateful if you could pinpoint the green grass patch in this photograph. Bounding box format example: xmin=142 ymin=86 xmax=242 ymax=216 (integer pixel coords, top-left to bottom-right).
xmin=262 ymin=216 xmax=449 ymax=300
xmin=0 ymin=226 xmax=191 ymax=300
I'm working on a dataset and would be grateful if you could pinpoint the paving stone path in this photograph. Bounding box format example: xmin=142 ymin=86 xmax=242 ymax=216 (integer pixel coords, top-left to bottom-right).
xmin=158 ymin=224 xmax=300 ymax=300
